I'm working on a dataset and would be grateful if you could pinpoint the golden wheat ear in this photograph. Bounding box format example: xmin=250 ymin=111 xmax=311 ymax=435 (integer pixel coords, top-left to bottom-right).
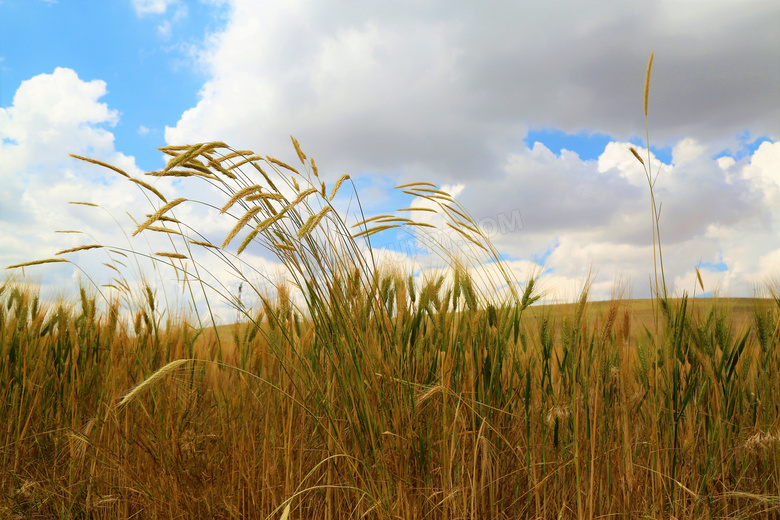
xmin=629 ymin=146 xmax=645 ymax=166
xmin=116 ymin=359 xmax=191 ymax=409
xmin=6 ymin=258 xmax=69 ymax=269
xmin=644 ymin=52 xmax=654 ymax=117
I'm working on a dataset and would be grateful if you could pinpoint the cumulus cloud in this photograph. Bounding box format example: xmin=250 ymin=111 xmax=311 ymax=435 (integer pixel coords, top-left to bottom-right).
xmin=459 ymin=140 xmax=780 ymax=299
xmin=158 ymin=0 xmax=780 ymax=300
xmin=1 ymin=68 xmax=121 ymax=226
xmin=0 ymin=69 xmax=135 ymax=261
xmin=5 ymin=1 xmax=780 ymax=315
xmin=167 ymin=0 xmax=778 ymax=177
xmin=0 ymin=68 xmax=238 ymax=319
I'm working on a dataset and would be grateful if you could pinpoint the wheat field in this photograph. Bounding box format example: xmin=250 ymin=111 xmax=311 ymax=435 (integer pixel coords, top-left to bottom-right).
xmin=2 ymin=54 xmax=780 ymax=519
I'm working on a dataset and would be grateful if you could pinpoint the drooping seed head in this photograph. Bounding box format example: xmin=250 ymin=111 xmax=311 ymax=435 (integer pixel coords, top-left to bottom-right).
xmin=629 ymin=146 xmax=645 ymax=166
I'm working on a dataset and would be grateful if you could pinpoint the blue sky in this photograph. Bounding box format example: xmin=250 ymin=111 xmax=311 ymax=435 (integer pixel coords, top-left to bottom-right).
xmin=1 ymin=0 xmax=779 ymax=315
xmin=1 ymin=0 xmax=228 ymax=170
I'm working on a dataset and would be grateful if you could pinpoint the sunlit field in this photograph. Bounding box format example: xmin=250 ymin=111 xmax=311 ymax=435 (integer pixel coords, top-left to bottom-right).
xmin=3 ymin=56 xmax=780 ymax=520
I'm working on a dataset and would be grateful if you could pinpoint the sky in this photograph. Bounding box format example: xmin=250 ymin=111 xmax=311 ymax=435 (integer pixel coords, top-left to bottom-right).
xmin=1 ymin=0 xmax=779 ymax=320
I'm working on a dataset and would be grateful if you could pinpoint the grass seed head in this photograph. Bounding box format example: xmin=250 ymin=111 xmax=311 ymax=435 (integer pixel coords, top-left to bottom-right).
xmin=290 ymin=135 xmax=306 ymax=164
xmin=55 ymin=245 xmax=103 ymax=255
xmin=629 ymin=146 xmax=645 ymax=167
xmin=330 ymin=174 xmax=351 ymax=201
xmin=644 ymin=52 xmax=654 ymax=117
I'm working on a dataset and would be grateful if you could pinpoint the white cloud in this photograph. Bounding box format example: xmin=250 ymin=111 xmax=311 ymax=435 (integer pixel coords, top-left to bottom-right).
xmin=132 ymin=0 xmax=188 ymax=42
xmin=131 ymin=0 xmax=175 ymax=16
xmin=167 ymin=0 xmax=778 ymax=174
xmin=740 ymin=140 xmax=780 ymax=206
xmin=717 ymin=156 xmax=736 ymax=171
xmin=461 ymin=139 xmax=780 ymax=299
xmin=157 ymin=20 xmax=172 ymax=39
xmin=0 ymin=68 xmax=123 ymax=237
xmin=159 ymin=0 xmax=779 ymax=300
xmin=672 ymin=138 xmax=706 ymax=164
xmin=354 ymin=136 xmax=779 ymax=301
xmin=1 ymin=69 xmax=135 ymax=261
xmin=6 ymin=1 xmax=780 ymax=316
xmin=0 ymin=68 xmax=242 ymax=319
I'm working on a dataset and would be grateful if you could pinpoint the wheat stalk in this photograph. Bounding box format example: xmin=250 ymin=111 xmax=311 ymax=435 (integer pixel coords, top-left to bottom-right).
xmin=164 ymin=143 xmax=203 ymax=172
xmin=400 ymin=191 xmax=450 ymax=202
xmin=369 ymin=217 xmax=414 ymax=225
xmin=352 ymin=215 xmax=397 ymax=228
xmin=396 ymin=207 xmax=437 ymax=213
xmin=6 ymin=258 xmax=69 ymax=269
xmin=352 ymin=224 xmax=400 ymax=239
xmin=291 ymin=136 xmax=307 ymax=164
xmin=223 ymin=206 xmax=264 ymax=248
xmin=266 ymin=156 xmax=299 ymax=174
xmin=395 ymin=182 xmax=437 ymax=189
xmin=134 ymin=198 xmax=187 ymax=236
xmin=443 ymin=204 xmax=472 ymax=223
xmin=245 ymin=193 xmax=285 ymax=202
xmin=644 ymin=52 xmax=654 ymax=117
xmin=128 ymin=177 xmax=167 ymax=203
xmin=227 ymin=155 xmax=263 ymax=170
xmin=189 ymin=239 xmax=219 ymax=249
xmin=213 ymin=150 xmax=255 ymax=163
xmin=206 ymin=159 xmax=237 ymax=180
xmin=236 ymin=204 xmax=295 ymax=254
xmin=146 ymin=170 xmax=196 ymax=178
xmin=116 ymin=359 xmax=191 ymax=409
xmin=446 ymin=223 xmax=488 ymax=252
xmin=329 ymin=174 xmax=351 ymax=201
xmin=291 ymin=187 xmax=318 ymax=206
xmin=70 ymin=154 xmax=130 ymax=178
xmin=403 ymin=222 xmax=437 ymax=229
xmin=411 ymin=188 xmax=453 ymax=197
xmin=220 ymin=186 xmax=263 ymax=214
xmin=196 ymin=141 xmax=229 ymax=157
xmin=56 ymin=245 xmax=103 ymax=255
xmin=155 ymin=252 xmax=188 ymax=260
xmin=629 ymin=146 xmax=645 ymax=166
xmin=143 ymin=226 xmax=183 ymax=236
xmin=299 ymin=207 xmax=333 ymax=238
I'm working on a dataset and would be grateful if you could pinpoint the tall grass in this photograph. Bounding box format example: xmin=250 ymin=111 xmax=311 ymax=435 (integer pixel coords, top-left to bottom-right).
xmin=2 ymin=55 xmax=780 ymax=519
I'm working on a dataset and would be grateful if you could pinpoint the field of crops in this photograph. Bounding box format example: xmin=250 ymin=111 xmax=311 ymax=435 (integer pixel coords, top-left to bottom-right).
xmin=2 ymin=275 xmax=779 ymax=519
xmin=3 ymin=56 xmax=780 ymax=518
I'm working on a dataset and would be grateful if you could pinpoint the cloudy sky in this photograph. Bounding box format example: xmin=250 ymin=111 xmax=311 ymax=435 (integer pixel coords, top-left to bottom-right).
xmin=1 ymin=0 xmax=779 ymax=317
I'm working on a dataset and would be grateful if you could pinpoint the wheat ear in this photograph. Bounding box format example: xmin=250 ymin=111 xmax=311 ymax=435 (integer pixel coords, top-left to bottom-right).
xmin=644 ymin=52 xmax=654 ymax=117
xmin=6 ymin=258 xmax=69 ymax=269
xmin=116 ymin=359 xmax=191 ymax=409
